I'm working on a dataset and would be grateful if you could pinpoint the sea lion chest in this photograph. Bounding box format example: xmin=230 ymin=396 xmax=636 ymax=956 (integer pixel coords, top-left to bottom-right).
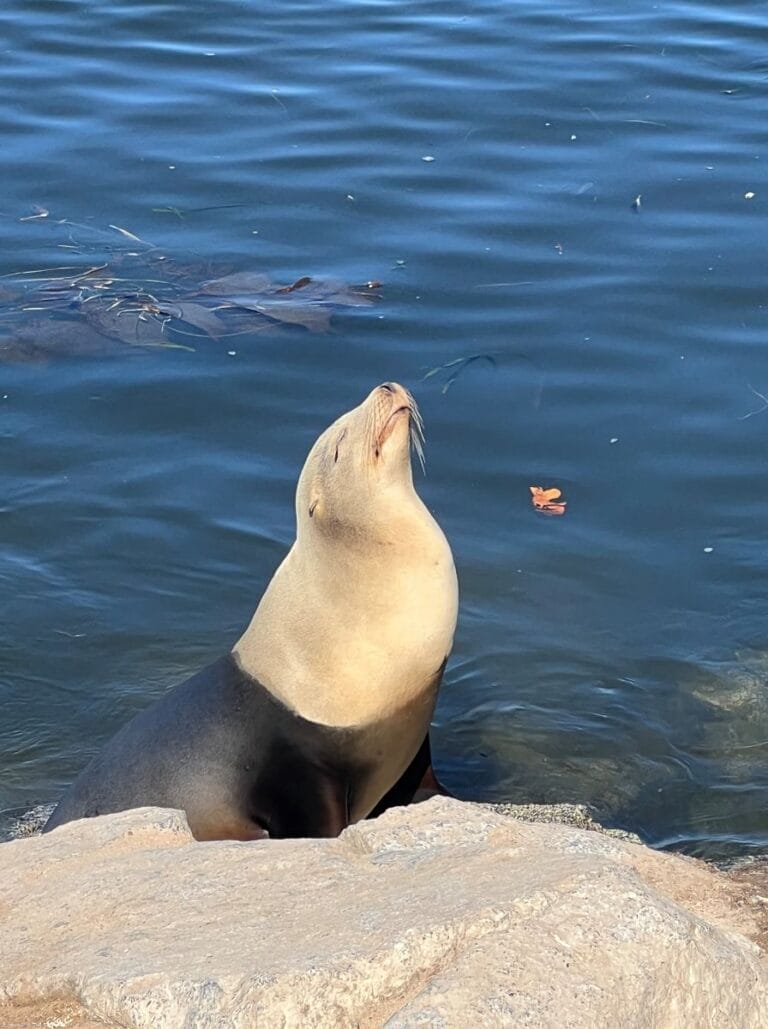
xmin=217 ymin=655 xmax=443 ymax=832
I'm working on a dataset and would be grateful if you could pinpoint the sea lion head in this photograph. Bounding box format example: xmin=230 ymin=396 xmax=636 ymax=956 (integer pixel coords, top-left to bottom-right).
xmin=296 ymin=382 xmax=426 ymax=544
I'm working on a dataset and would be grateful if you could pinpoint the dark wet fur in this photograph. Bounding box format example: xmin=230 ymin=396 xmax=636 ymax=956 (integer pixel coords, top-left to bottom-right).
xmin=43 ymin=654 xmax=445 ymax=840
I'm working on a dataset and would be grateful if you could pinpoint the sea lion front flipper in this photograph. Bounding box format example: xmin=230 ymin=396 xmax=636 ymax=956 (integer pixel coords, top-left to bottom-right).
xmin=412 ymin=762 xmax=452 ymax=803
xmin=367 ymin=734 xmax=451 ymax=818
xmin=249 ymin=748 xmax=350 ymax=839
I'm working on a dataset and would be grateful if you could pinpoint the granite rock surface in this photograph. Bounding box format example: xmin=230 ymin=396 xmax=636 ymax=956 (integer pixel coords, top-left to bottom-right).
xmin=1 ymin=797 xmax=766 ymax=1028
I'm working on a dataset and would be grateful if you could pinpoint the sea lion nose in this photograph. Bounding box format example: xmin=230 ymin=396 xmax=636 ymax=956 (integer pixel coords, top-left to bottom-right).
xmin=379 ymin=381 xmax=408 ymax=401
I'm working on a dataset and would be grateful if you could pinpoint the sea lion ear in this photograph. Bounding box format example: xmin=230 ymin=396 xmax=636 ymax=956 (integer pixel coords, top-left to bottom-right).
xmin=306 ymin=472 xmax=325 ymax=521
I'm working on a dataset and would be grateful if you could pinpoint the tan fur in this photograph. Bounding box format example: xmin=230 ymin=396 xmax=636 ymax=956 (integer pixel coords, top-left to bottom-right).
xmin=233 ymin=383 xmax=458 ymax=731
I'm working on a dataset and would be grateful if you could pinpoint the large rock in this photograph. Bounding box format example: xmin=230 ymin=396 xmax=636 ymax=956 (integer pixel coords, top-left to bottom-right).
xmin=0 ymin=798 xmax=766 ymax=1028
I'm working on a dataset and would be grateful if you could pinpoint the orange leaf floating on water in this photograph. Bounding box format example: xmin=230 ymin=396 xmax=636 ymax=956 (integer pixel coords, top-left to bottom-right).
xmin=529 ymin=485 xmax=567 ymax=516
xmin=529 ymin=485 xmax=561 ymax=507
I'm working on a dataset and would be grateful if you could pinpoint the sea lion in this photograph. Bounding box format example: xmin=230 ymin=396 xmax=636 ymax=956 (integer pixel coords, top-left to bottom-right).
xmin=43 ymin=382 xmax=458 ymax=840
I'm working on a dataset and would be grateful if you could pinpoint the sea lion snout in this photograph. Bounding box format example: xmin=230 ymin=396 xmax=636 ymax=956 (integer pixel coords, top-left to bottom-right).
xmin=369 ymin=382 xmax=424 ymax=472
xmin=375 ymin=398 xmax=411 ymax=449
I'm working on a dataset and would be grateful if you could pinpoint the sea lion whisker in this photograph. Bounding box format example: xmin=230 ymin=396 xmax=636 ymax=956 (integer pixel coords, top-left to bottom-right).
xmin=365 ymin=412 xmax=378 ymax=473
xmin=410 ymin=421 xmax=426 ymax=473
xmin=405 ymin=391 xmax=426 ymax=473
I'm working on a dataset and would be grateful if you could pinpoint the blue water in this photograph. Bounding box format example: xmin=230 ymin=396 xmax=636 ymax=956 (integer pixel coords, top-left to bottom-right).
xmin=2 ymin=0 xmax=768 ymax=859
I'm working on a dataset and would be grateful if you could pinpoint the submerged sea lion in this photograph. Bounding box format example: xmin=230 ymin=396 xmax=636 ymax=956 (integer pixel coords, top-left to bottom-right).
xmin=44 ymin=382 xmax=458 ymax=840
